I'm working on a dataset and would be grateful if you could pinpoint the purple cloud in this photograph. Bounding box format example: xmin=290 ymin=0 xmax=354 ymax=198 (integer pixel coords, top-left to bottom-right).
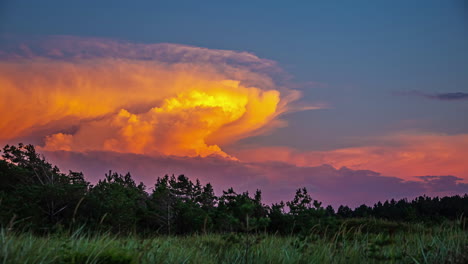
xmin=42 ymin=150 xmax=468 ymax=209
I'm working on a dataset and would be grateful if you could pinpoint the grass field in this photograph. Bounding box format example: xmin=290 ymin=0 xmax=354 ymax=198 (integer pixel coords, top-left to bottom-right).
xmin=1 ymin=219 xmax=467 ymax=264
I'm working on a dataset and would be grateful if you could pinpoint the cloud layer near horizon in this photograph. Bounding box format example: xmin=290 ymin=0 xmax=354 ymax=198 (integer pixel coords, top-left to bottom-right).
xmin=232 ymin=133 xmax=468 ymax=180
xmin=42 ymin=150 xmax=468 ymax=208
xmin=0 ymin=36 xmax=319 ymax=158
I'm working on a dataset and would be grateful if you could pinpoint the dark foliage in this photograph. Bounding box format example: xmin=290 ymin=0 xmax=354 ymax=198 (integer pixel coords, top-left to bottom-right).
xmin=1 ymin=144 xmax=467 ymax=235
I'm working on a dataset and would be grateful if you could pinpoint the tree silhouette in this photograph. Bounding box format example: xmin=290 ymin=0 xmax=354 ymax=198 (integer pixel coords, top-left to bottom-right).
xmin=1 ymin=143 xmax=467 ymax=236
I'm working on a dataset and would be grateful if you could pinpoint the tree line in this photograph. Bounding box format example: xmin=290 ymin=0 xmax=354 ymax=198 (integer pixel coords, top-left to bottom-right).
xmin=1 ymin=144 xmax=467 ymax=235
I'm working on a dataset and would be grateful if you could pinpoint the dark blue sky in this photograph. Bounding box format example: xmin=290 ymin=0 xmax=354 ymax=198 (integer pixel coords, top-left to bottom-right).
xmin=1 ymin=0 xmax=467 ymax=150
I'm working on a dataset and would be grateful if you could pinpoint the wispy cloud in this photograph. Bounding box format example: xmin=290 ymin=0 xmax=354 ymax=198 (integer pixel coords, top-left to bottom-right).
xmin=397 ymin=91 xmax=468 ymax=101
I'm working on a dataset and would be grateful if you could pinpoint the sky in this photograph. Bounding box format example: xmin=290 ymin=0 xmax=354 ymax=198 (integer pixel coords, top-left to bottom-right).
xmin=1 ymin=0 xmax=468 ymax=207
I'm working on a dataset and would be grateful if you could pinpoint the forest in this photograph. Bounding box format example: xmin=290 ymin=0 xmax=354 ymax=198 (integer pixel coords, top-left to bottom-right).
xmin=1 ymin=143 xmax=467 ymax=263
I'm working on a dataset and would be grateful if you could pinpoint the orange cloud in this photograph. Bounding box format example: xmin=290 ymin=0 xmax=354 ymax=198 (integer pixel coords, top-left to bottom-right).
xmin=232 ymin=133 xmax=468 ymax=180
xmin=0 ymin=36 xmax=319 ymax=157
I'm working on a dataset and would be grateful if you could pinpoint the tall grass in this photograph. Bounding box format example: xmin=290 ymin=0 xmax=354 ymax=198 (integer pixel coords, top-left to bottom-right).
xmin=1 ymin=220 xmax=467 ymax=264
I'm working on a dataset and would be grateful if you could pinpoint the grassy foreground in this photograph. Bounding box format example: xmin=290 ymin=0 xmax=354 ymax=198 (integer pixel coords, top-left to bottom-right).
xmin=1 ymin=220 xmax=467 ymax=264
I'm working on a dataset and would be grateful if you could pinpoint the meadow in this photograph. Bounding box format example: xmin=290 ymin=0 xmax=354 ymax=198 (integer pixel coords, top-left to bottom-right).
xmin=1 ymin=219 xmax=467 ymax=264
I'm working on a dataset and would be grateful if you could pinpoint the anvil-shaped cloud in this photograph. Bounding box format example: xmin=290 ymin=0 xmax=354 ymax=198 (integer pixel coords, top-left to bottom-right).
xmin=0 ymin=36 xmax=318 ymax=157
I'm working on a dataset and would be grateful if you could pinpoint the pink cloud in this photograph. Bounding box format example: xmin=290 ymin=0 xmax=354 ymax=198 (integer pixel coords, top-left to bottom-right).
xmin=232 ymin=133 xmax=468 ymax=181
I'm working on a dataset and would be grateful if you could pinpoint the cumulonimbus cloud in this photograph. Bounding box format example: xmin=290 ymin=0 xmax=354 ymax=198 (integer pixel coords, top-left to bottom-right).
xmin=0 ymin=35 xmax=321 ymax=157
